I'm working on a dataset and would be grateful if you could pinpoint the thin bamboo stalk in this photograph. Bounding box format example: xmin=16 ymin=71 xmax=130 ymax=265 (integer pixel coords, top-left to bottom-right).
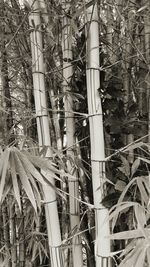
xmin=122 ymin=0 xmax=136 ymax=163
xmin=86 ymin=4 xmax=111 ymax=267
xmin=28 ymin=1 xmax=64 ymax=267
xmin=62 ymin=2 xmax=83 ymax=266
xmin=143 ymin=0 xmax=150 ymax=145
xmin=18 ymin=212 xmax=25 ymax=267
xmin=9 ymin=201 xmax=17 ymax=267
xmin=2 ymin=203 xmax=11 ymax=267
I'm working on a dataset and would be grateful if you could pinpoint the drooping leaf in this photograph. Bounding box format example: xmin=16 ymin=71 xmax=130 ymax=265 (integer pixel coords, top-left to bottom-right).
xmin=109 ymin=202 xmax=138 ymax=230
xmin=119 ymin=242 xmax=144 ymax=267
xmin=134 ymin=205 xmax=147 ymax=239
xmin=0 ymin=149 xmax=10 ymax=202
xmin=147 ymin=246 xmax=150 ymax=266
xmin=13 ymin=152 xmax=37 ymax=212
xmin=137 ymin=179 xmax=149 ymax=206
xmin=25 ymin=171 xmax=41 ymax=211
xmin=131 ymin=158 xmax=140 ymax=177
xmin=0 ymin=150 xmax=4 ymax=176
xmin=119 ymin=155 xmax=130 ymax=177
xmin=134 ymin=247 xmax=146 ymax=267
xmin=23 ymin=151 xmax=60 ymax=176
xmin=1 ymin=181 xmax=11 ymax=203
xmin=15 ymin=148 xmax=47 ymax=186
xmin=10 ymin=152 xmax=21 ymax=211
xmin=117 ymin=177 xmax=138 ymax=204
xmin=119 ymin=239 xmax=136 ymax=258
xmin=24 ymin=150 xmax=74 ymax=181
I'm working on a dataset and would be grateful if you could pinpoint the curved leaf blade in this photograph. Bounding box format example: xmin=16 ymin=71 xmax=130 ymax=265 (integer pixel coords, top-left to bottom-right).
xmin=13 ymin=152 xmax=37 ymax=212
xmin=0 ymin=149 xmax=10 ymax=202
xmin=10 ymin=151 xmax=21 ymax=211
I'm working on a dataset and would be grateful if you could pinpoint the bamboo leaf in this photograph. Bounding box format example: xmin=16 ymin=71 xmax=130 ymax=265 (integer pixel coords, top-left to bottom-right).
xmin=109 ymin=202 xmax=138 ymax=230
xmin=13 ymin=152 xmax=37 ymax=212
xmin=109 ymin=228 xmax=150 ymax=240
xmin=119 ymin=155 xmax=130 ymax=177
xmin=15 ymin=148 xmax=65 ymax=198
xmin=123 ymin=142 xmax=144 ymax=152
xmin=0 ymin=149 xmax=10 ymax=202
xmin=137 ymin=179 xmax=149 ymax=205
xmin=119 ymin=239 xmax=136 ymax=258
xmin=119 ymin=244 xmax=143 ymax=267
xmin=137 ymin=5 xmax=147 ymax=13
xmin=27 ymin=174 xmax=41 ymax=210
xmin=134 ymin=246 xmax=146 ymax=267
xmin=1 ymin=182 xmax=11 ymax=203
xmin=72 ymin=0 xmax=95 ymax=20
xmin=131 ymin=158 xmax=140 ymax=177
xmin=134 ymin=205 xmax=147 ymax=239
xmin=15 ymin=148 xmax=47 ymax=186
xmin=118 ymin=177 xmax=138 ymax=203
xmin=24 ymin=150 xmax=74 ymax=181
xmin=139 ymin=157 xmax=150 ymax=165
xmin=31 ymin=241 xmax=38 ymax=262
xmin=23 ymin=151 xmax=61 ymax=176
xmin=10 ymin=152 xmax=21 ymax=211
xmin=147 ymin=247 xmax=150 ymax=266
xmin=0 ymin=150 xmax=4 ymax=176
xmin=115 ymin=180 xmax=126 ymax=192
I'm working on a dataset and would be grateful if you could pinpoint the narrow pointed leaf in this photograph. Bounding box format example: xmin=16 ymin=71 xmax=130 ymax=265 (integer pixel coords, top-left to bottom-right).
xmin=124 ymin=142 xmax=144 ymax=152
xmin=109 ymin=202 xmax=138 ymax=230
xmin=15 ymin=149 xmax=47 ymax=186
xmin=119 ymin=242 xmax=143 ymax=267
xmin=10 ymin=152 xmax=21 ymax=211
xmin=131 ymin=158 xmax=140 ymax=176
xmin=0 ymin=149 xmax=10 ymax=202
xmin=13 ymin=152 xmax=37 ymax=212
xmin=27 ymin=173 xmax=41 ymax=210
xmin=137 ymin=179 xmax=149 ymax=205
xmin=0 ymin=151 xmax=4 ymax=176
xmin=139 ymin=157 xmax=150 ymax=164
xmin=147 ymin=247 xmax=150 ymax=266
xmin=134 ymin=247 xmax=146 ymax=267
xmin=109 ymin=228 xmax=150 ymax=240
xmin=134 ymin=205 xmax=147 ymax=239
xmin=120 ymin=155 xmax=130 ymax=177
xmin=23 ymin=151 xmax=61 ymax=176
xmin=1 ymin=182 xmax=11 ymax=202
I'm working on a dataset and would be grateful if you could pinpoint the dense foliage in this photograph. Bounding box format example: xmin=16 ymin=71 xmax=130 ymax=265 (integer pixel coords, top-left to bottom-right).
xmin=0 ymin=0 xmax=150 ymax=266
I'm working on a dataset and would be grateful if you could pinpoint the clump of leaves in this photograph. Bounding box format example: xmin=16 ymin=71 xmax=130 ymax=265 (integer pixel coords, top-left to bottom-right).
xmin=109 ymin=151 xmax=150 ymax=267
xmin=0 ymin=146 xmax=70 ymax=212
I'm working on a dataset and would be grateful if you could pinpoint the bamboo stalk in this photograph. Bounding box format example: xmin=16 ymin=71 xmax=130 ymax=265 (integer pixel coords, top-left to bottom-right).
xmin=28 ymin=1 xmax=64 ymax=266
xmin=86 ymin=4 xmax=111 ymax=267
xmin=2 ymin=203 xmax=11 ymax=267
xmin=61 ymin=2 xmax=83 ymax=266
xmin=122 ymin=0 xmax=136 ymax=163
xmin=143 ymin=0 xmax=150 ymax=145
xmin=9 ymin=201 xmax=17 ymax=267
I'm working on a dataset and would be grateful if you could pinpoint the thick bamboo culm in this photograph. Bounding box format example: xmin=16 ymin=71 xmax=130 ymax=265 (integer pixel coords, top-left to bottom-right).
xmin=28 ymin=1 xmax=64 ymax=267
xmin=62 ymin=1 xmax=83 ymax=266
xmin=86 ymin=3 xmax=111 ymax=267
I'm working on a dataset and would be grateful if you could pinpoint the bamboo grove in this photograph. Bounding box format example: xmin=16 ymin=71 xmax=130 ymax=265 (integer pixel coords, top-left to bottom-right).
xmin=0 ymin=0 xmax=150 ymax=266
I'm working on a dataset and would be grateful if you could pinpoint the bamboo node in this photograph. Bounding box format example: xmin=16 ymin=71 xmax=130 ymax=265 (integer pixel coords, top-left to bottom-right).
xmin=88 ymin=113 xmax=103 ymax=118
xmin=43 ymin=199 xmax=57 ymax=205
